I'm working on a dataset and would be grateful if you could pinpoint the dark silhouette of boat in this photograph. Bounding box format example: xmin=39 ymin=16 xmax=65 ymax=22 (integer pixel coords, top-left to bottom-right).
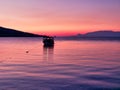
xmin=43 ymin=36 xmax=54 ymax=47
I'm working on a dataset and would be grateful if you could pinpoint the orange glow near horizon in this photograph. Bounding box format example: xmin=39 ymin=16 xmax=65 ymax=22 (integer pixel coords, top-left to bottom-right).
xmin=0 ymin=0 xmax=120 ymax=36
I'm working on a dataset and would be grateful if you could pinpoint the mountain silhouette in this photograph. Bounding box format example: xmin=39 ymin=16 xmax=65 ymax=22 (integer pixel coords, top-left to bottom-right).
xmin=57 ymin=30 xmax=120 ymax=40
xmin=0 ymin=26 xmax=42 ymax=37
xmin=84 ymin=31 xmax=120 ymax=37
xmin=0 ymin=26 xmax=120 ymax=39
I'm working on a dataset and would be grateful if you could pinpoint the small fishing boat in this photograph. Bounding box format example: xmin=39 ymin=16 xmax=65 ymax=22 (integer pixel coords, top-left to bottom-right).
xmin=43 ymin=36 xmax=54 ymax=47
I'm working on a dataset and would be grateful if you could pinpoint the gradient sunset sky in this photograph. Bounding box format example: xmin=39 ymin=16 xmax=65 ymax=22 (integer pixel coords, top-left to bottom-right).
xmin=0 ymin=0 xmax=120 ymax=36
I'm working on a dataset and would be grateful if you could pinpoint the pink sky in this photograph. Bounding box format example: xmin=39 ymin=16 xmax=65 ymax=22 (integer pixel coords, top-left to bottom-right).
xmin=0 ymin=0 xmax=120 ymax=36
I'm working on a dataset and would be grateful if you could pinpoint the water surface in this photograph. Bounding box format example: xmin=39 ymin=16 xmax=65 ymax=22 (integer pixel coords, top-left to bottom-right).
xmin=0 ymin=38 xmax=120 ymax=90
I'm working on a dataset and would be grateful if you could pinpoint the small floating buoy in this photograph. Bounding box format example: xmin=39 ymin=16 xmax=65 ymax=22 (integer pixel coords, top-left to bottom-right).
xmin=26 ymin=51 xmax=29 ymax=53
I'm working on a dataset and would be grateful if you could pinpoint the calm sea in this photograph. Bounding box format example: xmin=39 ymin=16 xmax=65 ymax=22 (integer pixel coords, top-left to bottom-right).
xmin=0 ymin=38 xmax=120 ymax=90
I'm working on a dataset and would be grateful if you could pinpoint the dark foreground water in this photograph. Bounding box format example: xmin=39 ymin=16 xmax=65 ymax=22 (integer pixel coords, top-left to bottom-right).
xmin=0 ymin=38 xmax=120 ymax=90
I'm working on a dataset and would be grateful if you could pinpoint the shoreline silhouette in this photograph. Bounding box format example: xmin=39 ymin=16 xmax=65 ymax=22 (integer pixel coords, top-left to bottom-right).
xmin=0 ymin=26 xmax=120 ymax=40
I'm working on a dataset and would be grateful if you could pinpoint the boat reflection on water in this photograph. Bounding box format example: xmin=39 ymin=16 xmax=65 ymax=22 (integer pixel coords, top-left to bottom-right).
xmin=42 ymin=36 xmax=54 ymax=63
xmin=43 ymin=45 xmax=54 ymax=64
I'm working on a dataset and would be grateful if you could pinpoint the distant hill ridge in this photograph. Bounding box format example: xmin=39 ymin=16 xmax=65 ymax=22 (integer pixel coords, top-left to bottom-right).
xmin=83 ymin=30 xmax=120 ymax=37
xmin=0 ymin=26 xmax=120 ymax=38
xmin=0 ymin=26 xmax=41 ymax=37
xmin=58 ymin=30 xmax=120 ymax=40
